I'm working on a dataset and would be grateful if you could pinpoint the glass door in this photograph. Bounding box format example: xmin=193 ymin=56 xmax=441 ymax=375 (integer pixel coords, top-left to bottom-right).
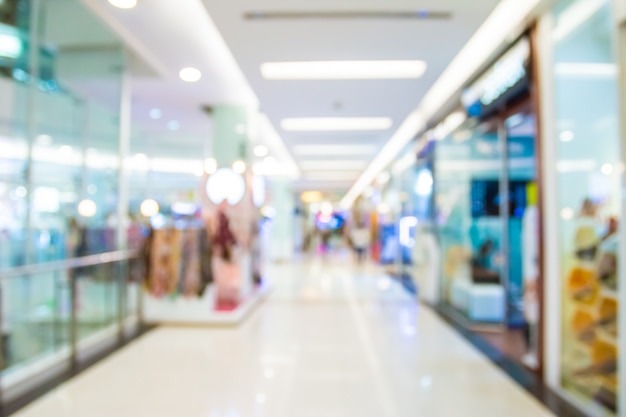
xmin=505 ymin=110 xmax=540 ymax=369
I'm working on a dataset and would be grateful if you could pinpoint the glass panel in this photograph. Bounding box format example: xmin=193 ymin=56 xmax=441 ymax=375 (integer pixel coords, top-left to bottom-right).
xmin=436 ymin=119 xmax=506 ymax=324
xmin=0 ymin=0 xmax=35 ymax=269
xmin=1 ymin=270 xmax=71 ymax=375
xmin=0 ymin=0 xmax=123 ymax=269
xmin=75 ymin=261 xmax=121 ymax=342
xmin=505 ymin=111 xmax=539 ymax=365
xmin=552 ymin=0 xmax=621 ymax=413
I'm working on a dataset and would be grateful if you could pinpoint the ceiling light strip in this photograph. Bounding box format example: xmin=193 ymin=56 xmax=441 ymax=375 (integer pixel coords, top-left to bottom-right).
xmin=282 ymin=117 xmax=392 ymax=132
xmin=300 ymin=160 xmax=369 ymax=170
xmin=293 ymin=144 xmax=377 ymax=156
xmin=261 ymin=60 xmax=427 ymax=80
xmin=340 ymin=0 xmax=541 ymax=208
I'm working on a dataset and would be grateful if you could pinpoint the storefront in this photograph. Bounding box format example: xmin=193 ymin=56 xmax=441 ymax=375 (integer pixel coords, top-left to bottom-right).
xmin=434 ymin=33 xmax=543 ymax=370
xmin=426 ymin=0 xmax=624 ymax=415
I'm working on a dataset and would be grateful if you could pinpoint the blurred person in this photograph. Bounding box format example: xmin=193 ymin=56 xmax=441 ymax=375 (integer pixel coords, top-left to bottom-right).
xmin=350 ymin=222 xmax=370 ymax=264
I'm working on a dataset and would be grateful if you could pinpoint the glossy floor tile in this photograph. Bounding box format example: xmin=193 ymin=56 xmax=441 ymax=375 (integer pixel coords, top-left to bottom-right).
xmin=13 ymin=256 xmax=555 ymax=417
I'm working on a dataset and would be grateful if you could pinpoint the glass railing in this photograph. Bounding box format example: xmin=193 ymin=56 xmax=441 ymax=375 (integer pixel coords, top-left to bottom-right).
xmin=0 ymin=250 xmax=140 ymax=396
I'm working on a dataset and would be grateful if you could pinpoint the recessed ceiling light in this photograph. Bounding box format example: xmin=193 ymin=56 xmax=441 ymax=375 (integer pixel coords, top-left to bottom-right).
xmin=140 ymin=199 xmax=160 ymax=217
xmin=282 ymin=117 xmax=392 ymax=132
xmin=303 ymin=172 xmax=361 ymax=181
xmin=78 ymin=199 xmax=97 ymax=217
xmin=108 ymin=0 xmax=137 ymax=9
xmin=254 ymin=145 xmax=269 ymax=157
xmin=179 ymin=67 xmax=202 ymax=82
xmin=167 ymin=120 xmax=180 ymax=131
xmin=150 ymin=108 xmax=162 ymax=120
xmin=293 ymin=145 xmax=377 ymax=156
xmin=300 ymin=160 xmax=368 ymax=170
xmin=261 ymin=60 xmax=427 ymax=80
xmin=233 ymin=160 xmax=246 ymax=174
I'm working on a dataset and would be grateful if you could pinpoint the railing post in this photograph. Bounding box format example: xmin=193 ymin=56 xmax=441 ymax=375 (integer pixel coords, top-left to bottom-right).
xmin=69 ymin=272 xmax=78 ymax=372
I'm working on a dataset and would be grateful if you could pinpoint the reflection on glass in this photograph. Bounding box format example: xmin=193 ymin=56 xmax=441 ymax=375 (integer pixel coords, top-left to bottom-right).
xmin=1 ymin=271 xmax=70 ymax=373
xmin=436 ymin=119 xmax=506 ymax=323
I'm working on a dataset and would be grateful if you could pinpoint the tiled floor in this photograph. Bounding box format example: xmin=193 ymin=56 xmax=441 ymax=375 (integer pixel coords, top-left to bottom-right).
xmin=13 ymin=256 xmax=555 ymax=417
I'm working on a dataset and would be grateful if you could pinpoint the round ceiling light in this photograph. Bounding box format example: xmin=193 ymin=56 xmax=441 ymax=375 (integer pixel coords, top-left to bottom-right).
xmin=179 ymin=67 xmax=202 ymax=82
xmin=140 ymin=199 xmax=160 ymax=217
xmin=108 ymin=0 xmax=137 ymax=9
xmin=78 ymin=199 xmax=97 ymax=218
xmin=206 ymin=168 xmax=246 ymax=205
xmin=233 ymin=160 xmax=246 ymax=174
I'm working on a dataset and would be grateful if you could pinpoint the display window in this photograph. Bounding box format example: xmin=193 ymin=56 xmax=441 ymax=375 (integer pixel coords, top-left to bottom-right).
xmin=545 ymin=0 xmax=621 ymax=413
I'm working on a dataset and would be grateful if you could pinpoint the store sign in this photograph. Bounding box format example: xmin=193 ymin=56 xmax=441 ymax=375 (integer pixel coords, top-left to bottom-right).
xmin=462 ymin=37 xmax=530 ymax=116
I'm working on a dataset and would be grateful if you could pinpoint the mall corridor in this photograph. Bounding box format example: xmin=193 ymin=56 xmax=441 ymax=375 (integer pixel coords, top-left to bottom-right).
xmin=11 ymin=258 xmax=554 ymax=417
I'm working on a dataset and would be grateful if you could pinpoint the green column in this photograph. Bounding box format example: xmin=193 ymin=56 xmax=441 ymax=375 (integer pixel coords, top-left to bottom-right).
xmin=212 ymin=105 xmax=250 ymax=166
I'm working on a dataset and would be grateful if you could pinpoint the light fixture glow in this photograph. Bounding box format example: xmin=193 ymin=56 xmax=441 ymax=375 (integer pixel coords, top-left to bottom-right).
xmin=253 ymin=176 xmax=265 ymax=207
xmin=140 ymin=199 xmax=160 ymax=217
xmin=204 ymin=158 xmax=218 ymax=174
xmin=179 ymin=67 xmax=202 ymax=82
xmin=150 ymin=108 xmax=163 ymax=120
xmin=0 ymin=33 xmax=22 ymax=59
xmin=35 ymin=134 xmax=53 ymax=146
xmin=263 ymin=156 xmax=276 ymax=166
xmin=560 ymin=207 xmax=574 ymax=220
xmin=377 ymin=202 xmax=391 ymax=214
xmin=400 ymin=216 xmax=418 ymax=247
xmin=559 ymin=130 xmax=575 ymax=142
xmin=108 ymin=0 xmax=137 ymax=9
xmin=60 ymin=145 xmax=73 ymax=154
xmin=304 ymin=172 xmax=360 ymax=181
xmin=261 ymin=60 xmax=427 ymax=80
xmin=132 ymin=153 xmax=150 ymax=171
xmin=601 ymin=163 xmax=614 ymax=175
xmin=78 ymin=199 xmax=97 ymax=218
xmin=206 ymin=168 xmax=246 ymax=205
xmin=252 ymin=163 xmax=264 ymax=175
xmin=293 ymin=145 xmax=377 ymax=156
xmin=282 ymin=117 xmax=392 ymax=132
xmin=415 ymin=170 xmax=434 ymax=196
xmin=300 ymin=160 xmax=368 ymax=171
xmin=233 ymin=160 xmax=246 ymax=174
xmin=167 ymin=120 xmax=180 ymax=131
xmin=301 ymin=191 xmax=323 ymax=203
xmin=194 ymin=166 xmax=204 ymax=177
xmin=15 ymin=186 xmax=27 ymax=198
xmin=254 ymin=145 xmax=269 ymax=157
xmin=320 ymin=202 xmax=333 ymax=216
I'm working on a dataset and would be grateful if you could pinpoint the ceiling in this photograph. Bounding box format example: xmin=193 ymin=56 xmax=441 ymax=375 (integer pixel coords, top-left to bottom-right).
xmin=78 ymin=0 xmax=503 ymax=193
xmin=202 ymin=0 xmax=501 ymax=191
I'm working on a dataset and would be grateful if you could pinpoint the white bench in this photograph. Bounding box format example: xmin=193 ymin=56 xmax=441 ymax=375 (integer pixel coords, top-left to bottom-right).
xmin=451 ymin=279 xmax=505 ymax=322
